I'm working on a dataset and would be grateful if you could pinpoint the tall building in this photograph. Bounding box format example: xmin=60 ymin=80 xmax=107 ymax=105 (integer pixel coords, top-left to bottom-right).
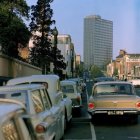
xmin=57 ymin=34 xmax=75 ymax=78
xmin=84 ymin=15 xmax=113 ymax=69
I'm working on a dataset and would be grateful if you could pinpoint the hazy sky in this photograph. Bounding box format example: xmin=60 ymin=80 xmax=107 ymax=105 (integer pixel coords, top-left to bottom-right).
xmin=26 ymin=0 xmax=140 ymax=60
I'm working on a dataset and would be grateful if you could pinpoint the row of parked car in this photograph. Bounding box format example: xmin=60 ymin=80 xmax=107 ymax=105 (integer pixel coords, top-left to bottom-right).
xmin=0 ymin=75 xmax=85 ymax=140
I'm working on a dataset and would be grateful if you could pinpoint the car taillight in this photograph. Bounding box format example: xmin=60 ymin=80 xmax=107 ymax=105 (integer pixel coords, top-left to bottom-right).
xmin=36 ymin=124 xmax=46 ymax=133
xmin=88 ymin=103 xmax=95 ymax=109
xmin=136 ymin=102 xmax=140 ymax=108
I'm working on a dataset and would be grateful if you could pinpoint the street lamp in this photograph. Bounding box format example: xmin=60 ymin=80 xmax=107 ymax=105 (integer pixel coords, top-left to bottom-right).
xmin=52 ymin=27 xmax=58 ymax=74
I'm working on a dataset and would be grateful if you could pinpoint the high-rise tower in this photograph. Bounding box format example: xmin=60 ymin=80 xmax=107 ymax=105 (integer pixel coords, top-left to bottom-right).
xmin=84 ymin=15 xmax=113 ymax=69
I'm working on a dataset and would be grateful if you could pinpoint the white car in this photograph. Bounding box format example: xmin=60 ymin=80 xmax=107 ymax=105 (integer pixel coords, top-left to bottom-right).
xmin=0 ymin=98 xmax=35 ymax=140
xmin=68 ymin=78 xmax=83 ymax=92
xmin=7 ymin=74 xmax=72 ymax=129
xmin=0 ymin=84 xmax=64 ymax=140
xmin=60 ymin=80 xmax=82 ymax=115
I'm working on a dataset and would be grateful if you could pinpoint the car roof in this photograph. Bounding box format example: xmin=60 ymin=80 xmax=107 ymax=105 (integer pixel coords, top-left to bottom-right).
xmin=128 ymin=79 xmax=140 ymax=85
xmin=0 ymin=99 xmax=25 ymax=118
xmin=0 ymin=84 xmax=45 ymax=92
xmin=61 ymin=80 xmax=76 ymax=85
xmin=94 ymin=81 xmax=133 ymax=86
xmin=7 ymin=74 xmax=59 ymax=86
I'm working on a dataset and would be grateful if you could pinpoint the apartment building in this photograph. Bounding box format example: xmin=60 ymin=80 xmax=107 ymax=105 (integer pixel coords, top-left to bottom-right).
xmin=57 ymin=34 xmax=75 ymax=78
xmin=84 ymin=15 xmax=113 ymax=69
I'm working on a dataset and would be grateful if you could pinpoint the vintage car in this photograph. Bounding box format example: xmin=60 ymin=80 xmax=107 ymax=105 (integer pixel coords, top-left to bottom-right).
xmin=0 ymin=84 xmax=64 ymax=140
xmin=88 ymin=81 xmax=140 ymax=123
xmin=60 ymin=80 xmax=82 ymax=115
xmin=0 ymin=99 xmax=35 ymax=140
xmin=7 ymin=74 xmax=72 ymax=129
xmin=67 ymin=78 xmax=83 ymax=92
xmin=94 ymin=76 xmax=115 ymax=83
xmin=128 ymin=79 xmax=140 ymax=96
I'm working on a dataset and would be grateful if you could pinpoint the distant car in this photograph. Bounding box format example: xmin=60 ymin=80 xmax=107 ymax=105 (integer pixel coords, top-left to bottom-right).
xmin=7 ymin=74 xmax=72 ymax=129
xmin=128 ymin=79 xmax=140 ymax=96
xmin=0 ymin=84 xmax=64 ymax=140
xmin=88 ymin=81 xmax=140 ymax=123
xmin=60 ymin=80 xmax=82 ymax=115
xmin=94 ymin=77 xmax=115 ymax=83
xmin=0 ymin=99 xmax=35 ymax=140
xmin=128 ymin=79 xmax=140 ymax=86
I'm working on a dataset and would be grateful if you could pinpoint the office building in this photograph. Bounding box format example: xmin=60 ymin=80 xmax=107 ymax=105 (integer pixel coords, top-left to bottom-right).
xmin=57 ymin=34 xmax=75 ymax=78
xmin=84 ymin=15 xmax=113 ymax=69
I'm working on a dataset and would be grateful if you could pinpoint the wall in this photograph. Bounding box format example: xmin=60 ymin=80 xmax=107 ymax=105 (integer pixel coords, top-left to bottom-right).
xmin=0 ymin=53 xmax=42 ymax=78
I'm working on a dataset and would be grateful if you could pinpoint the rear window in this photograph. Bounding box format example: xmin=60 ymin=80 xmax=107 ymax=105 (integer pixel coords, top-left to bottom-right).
xmin=61 ymin=85 xmax=74 ymax=93
xmin=93 ymin=84 xmax=133 ymax=95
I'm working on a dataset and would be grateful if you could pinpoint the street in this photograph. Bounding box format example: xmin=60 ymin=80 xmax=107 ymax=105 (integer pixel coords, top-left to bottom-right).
xmin=63 ymin=81 xmax=140 ymax=140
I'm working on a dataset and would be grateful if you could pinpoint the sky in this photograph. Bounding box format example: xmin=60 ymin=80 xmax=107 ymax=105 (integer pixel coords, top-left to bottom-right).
xmin=26 ymin=0 xmax=140 ymax=60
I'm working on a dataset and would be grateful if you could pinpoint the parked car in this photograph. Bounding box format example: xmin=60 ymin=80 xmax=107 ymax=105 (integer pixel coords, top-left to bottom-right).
xmin=60 ymin=80 xmax=82 ymax=115
xmin=7 ymin=74 xmax=72 ymax=129
xmin=0 ymin=84 xmax=64 ymax=140
xmin=88 ymin=81 xmax=140 ymax=123
xmin=67 ymin=78 xmax=83 ymax=92
xmin=0 ymin=98 xmax=35 ymax=140
xmin=128 ymin=79 xmax=140 ymax=96
xmin=94 ymin=76 xmax=115 ymax=83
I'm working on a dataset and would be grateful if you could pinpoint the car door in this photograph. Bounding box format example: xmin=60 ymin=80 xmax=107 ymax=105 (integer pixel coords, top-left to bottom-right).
xmin=43 ymin=88 xmax=64 ymax=140
xmin=29 ymin=89 xmax=57 ymax=140
xmin=62 ymin=94 xmax=72 ymax=121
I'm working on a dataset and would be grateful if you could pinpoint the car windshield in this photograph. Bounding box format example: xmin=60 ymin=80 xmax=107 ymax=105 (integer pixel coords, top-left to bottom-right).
xmin=61 ymin=85 xmax=74 ymax=93
xmin=93 ymin=84 xmax=133 ymax=95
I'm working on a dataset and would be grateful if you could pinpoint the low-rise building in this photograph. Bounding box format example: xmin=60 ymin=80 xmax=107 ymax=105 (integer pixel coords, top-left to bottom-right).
xmin=107 ymin=50 xmax=140 ymax=80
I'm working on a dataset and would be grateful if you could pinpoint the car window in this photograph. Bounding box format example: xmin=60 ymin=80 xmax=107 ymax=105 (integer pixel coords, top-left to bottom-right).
xmin=40 ymin=89 xmax=50 ymax=109
xmin=10 ymin=92 xmax=26 ymax=105
xmin=0 ymin=91 xmax=27 ymax=106
xmin=93 ymin=84 xmax=132 ymax=95
xmin=31 ymin=90 xmax=44 ymax=113
xmin=2 ymin=119 xmax=20 ymax=140
xmin=61 ymin=85 xmax=74 ymax=93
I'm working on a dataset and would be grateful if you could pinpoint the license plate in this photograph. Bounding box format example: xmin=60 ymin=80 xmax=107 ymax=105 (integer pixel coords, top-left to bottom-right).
xmin=108 ymin=111 xmax=123 ymax=115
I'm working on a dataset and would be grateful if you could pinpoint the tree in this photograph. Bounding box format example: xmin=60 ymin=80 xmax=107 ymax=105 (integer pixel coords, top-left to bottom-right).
xmin=52 ymin=48 xmax=66 ymax=78
xmin=29 ymin=0 xmax=55 ymax=73
xmin=90 ymin=65 xmax=104 ymax=78
xmin=113 ymin=68 xmax=118 ymax=77
xmin=29 ymin=0 xmax=66 ymax=74
xmin=0 ymin=0 xmax=30 ymax=59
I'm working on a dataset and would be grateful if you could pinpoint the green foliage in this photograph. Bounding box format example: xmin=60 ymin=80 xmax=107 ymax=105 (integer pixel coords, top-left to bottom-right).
xmin=29 ymin=0 xmax=66 ymax=75
xmin=90 ymin=65 xmax=104 ymax=78
xmin=0 ymin=0 xmax=30 ymax=59
xmin=29 ymin=0 xmax=55 ymax=72
xmin=113 ymin=68 xmax=118 ymax=76
xmin=0 ymin=0 xmax=30 ymax=18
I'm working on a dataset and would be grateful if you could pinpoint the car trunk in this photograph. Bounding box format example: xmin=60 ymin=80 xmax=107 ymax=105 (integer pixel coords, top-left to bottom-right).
xmin=94 ymin=95 xmax=139 ymax=109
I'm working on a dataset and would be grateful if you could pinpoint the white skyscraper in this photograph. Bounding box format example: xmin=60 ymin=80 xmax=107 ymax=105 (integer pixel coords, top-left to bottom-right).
xmin=84 ymin=15 xmax=113 ymax=69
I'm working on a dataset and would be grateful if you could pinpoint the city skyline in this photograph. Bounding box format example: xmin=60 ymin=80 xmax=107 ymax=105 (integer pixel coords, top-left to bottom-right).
xmin=26 ymin=0 xmax=140 ymax=60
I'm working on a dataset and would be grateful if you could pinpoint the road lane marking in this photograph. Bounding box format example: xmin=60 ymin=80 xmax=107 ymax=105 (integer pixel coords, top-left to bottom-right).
xmin=90 ymin=122 xmax=96 ymax=140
